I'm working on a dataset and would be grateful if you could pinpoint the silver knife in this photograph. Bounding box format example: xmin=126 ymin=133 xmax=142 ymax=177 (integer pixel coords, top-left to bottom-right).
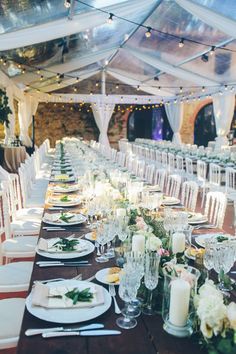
xmin=25 ymin=324 xmax=104 ymax=336
xmin=36 ymin=261 xmax=88 ymax=265
xmin=39 ymin=263 xmax=92 ymax=267
xmin=43 ymin=330 xmax=121 ymax=338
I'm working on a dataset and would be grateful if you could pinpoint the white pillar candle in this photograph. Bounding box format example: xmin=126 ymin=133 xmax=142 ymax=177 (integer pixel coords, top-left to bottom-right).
xmin=116 ymin=208 xmax=126 ymax=218
xmin=169 ymin=278 xmax=191 ymax=327
xmin=132 ymin=234 xmax=145 ymax=253
xmin=172 ymin=232 xmax=185 ymax=254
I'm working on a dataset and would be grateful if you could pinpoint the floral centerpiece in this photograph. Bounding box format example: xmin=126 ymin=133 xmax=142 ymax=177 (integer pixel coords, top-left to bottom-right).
xmin=0 ymin=88 xmax=12 ymax=128
xmin=194 ymin=280 xmax=236 ymax=354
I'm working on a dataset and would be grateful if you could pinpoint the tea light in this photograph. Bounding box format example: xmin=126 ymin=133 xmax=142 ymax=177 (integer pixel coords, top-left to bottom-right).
xmin=116 ymin=208 xmax=126 ymax=218
xmin=132 ymin=234 xmax=145 ymax=253
xmin=169 ymin=278 xmax=191 ymax=327
xmin=172 ymin=232 xmax=185 ymax=254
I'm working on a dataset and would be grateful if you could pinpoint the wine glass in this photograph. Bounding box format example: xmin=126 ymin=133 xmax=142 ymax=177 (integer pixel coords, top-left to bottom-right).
xmin=203 ymin=238 xmax=215 ymax=279
xmin=143 ymin=252 xmax=160 ymax=315
xmin=116 ymin=271 xmax=138 ymax=329
xmin=95 ymin=222 xmax=109 ymax=263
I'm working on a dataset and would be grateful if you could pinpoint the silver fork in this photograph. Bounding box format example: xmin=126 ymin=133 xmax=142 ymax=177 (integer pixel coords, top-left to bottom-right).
xmin=95 ymin=241 xmax=101 ymax=256
xmin=109 ymin=284 xmax=121 ymax=314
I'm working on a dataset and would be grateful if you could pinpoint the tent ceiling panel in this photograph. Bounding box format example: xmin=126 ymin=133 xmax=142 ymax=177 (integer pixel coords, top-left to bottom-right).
xmin=193 ymin=0 xmax=236 ymax=21
xmin=125 ymin=0 xmax=231 ymax=66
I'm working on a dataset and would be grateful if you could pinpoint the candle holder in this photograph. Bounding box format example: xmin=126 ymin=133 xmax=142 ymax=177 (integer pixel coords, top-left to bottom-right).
xmin=162 ymin=265 xmax=200 ymax=338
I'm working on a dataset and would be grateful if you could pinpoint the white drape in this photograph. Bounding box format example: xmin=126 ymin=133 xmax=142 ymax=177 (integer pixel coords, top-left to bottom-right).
xmin=175 ymin=0 xmax=236 ymax=39
xmin=213 ymin=94 xmax=235 ymax=148
xmin=165 ymin=102 xmax=184 ymax=144
xmin=92 ymin=101 xmax=115 ymax=147
xmin=19 ymin=95 xmax=38 ymax=147
xmin=4 ymin=86 xmax=15 ymax=143
xmin=0 ymin=0 xmax=156 ymax=50
xmin=125 ymin=47 xmax=217 ymax=86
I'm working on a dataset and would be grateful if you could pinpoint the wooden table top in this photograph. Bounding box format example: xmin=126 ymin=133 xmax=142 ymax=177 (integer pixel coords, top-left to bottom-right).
xmin=16 ymin=206 xmax=235 ymax=354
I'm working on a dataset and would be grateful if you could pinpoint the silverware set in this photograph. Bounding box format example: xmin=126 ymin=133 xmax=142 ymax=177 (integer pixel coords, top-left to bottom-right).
xmin=36 ymin=260 xmax=91 ymax=267
xmin=25 ymin=323 xmax=121 ymax=338
xmin=109 ymin=284 xmax=121 ymax=314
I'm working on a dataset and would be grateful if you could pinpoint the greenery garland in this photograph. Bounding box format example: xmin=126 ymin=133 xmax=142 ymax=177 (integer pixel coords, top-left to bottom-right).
xmin=0 ymin=88 xmax=12 ymax=127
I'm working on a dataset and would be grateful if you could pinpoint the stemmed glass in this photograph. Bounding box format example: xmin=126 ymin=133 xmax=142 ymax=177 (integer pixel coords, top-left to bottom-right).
xmin=116 ymin=269 xmax=139 ymax=329
xmin=212 ymin=241 xmax=235 ymax=292
xmin=203 ymin=238 xmax=215 ymax=279
xmin=143 ymin=252 xmax=160 ymax=315
xmin=95 ymin=222 xmax=109 ymax=263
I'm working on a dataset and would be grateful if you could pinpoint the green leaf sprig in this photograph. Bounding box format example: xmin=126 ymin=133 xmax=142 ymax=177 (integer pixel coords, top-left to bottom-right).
xmin=52 ymin=238 xmax=79 ymax=251
xmin=49 ymin=287 xmax=93 ymax=305
xmin=60 ymin=195 xmax=70 ymax=202
xmin=59 ymin=212 xmax=74 ymax=223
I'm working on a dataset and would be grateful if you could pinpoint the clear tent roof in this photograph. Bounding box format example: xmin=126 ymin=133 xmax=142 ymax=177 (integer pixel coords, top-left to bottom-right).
xmin=0 ymin=0 xmax=235 ymax=100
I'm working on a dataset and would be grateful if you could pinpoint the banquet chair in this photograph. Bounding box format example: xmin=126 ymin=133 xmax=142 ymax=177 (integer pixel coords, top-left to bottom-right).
xmin=176 ymin=155 xmax=186 ymax=180
xmin=144 ymin=164 xmax=155 ymax=185
xmin=161 ymin=151 xmax=168 ymax=169
xmin=167 ymin=153 xmax=176 ymax=173
xmin=155 ymin=150 xmax=162 ymax=167
xmin=225 ymin=167 xmax=236 ymax=199
xmin=181 ymin=181 xmax=199 ymax=211
xmin=0 ymin=189 xmax=38 ymax=264
xmin=153 ymin=168 xmax=167 ymax=192
xmin=0 ymin=298 xmax=25 ymax=349
xmin=204 ymin=191 xmax=227 ymax=229
xmin=137 ymin=160 xmax=146 ymax=179
xmin=196 ymin=160 xmax=207 ymax=207
xmin=165 ymin=174 xmax=182 ymax=199
xmin=185 ymin=157 xmax=196 ymax=182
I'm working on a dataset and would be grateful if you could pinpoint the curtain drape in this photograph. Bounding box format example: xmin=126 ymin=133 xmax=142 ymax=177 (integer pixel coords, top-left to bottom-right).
xmin=126 ymin=47 xmax=217 ymax=86
xmin=19 ymin=95 xmax=38 ymax=147
xmin=0 ymin=0 xmax=156 ymax=50
xmin=92 ymin=101 xmax=115 ymax=147
xmin=213 ymin=94 xmax=235 ymax=148
xmin=4 ymin=86 xmax=15 ymax=143
xmin=175 ymin=0 xmax=236 ymax=39
xmin=165 ymin=102 xmax=184 ymax=144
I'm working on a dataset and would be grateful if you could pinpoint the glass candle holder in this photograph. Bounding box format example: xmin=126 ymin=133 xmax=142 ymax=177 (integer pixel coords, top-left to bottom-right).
xmin=162 ymin=264 xmax=200 ymax=337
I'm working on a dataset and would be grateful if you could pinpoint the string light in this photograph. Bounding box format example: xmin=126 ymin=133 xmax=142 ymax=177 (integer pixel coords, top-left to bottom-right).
xmin=64 ymin=0 xmax=71 ymax=8
xmin=40 ymin=75 xmax=44 ymax=81
xmin=116 ymin=83 xmax=119 ymax=89
xmin=210 ymin=46 xmax=215 ymax=55
xmin=90 ymin=91 xmax=93 ymax=95
xmin=137 ymin=85 xmax=140 ymax=91
xmin=3 ymin=60 xmax=7 ymax=66
xmin=179 ymin=87 xmax=183 ymax=93
xmin=145 ymin=27 xmax=152 ymax=38
xmin=73 ymin=87 xmax=77 ymax=92
xmin=21 ymin=68 xmax=25 ymax=74
xmin=56 ymin=73 xmax=60 ymax=80
xmin=107 ymin=13 xmax=114 ymax=24
xmin=178 ymin=38 xmax=184 ymax=48
xmin=224 ymin=84 xmax=228 ymax=91
xmin=202 ymin=86 xmax=205 ymax=92
xmin=201 ymin=54 xmax=209 ymax=63
xmin=76 ymin=77 xmax=79 ymax=83
xmin=37 ymin=69 xmax=41 ymax=75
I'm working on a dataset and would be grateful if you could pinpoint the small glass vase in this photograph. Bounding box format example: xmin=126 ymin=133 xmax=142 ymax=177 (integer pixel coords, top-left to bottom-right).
xmin=162 ymin=264 xmax=200 ymax=338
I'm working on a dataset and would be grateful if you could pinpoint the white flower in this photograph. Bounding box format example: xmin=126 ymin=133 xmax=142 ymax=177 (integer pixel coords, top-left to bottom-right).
xmin=198 ymin=280 xmax=223 ymax=301
xmin=227 ymin=302 xmax=236 ymax=330
xmin=146 ymin=236 xmax=162 ymax=251
xmin=197 ymin=295 xmax=227 ymax=338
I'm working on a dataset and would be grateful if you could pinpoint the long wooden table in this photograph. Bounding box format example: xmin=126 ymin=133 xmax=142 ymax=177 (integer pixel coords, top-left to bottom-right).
xmin=16 ymin=216 xmax=213 ymax=354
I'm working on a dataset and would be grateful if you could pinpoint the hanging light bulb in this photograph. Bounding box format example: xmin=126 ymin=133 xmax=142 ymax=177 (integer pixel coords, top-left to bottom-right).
xmin=158 ymin=86 xmax=161 ymax=91
xmin=90 ymin=91 xmax=93 ymax=95
xmin=202 ymin=86 xmax=205 ymax=92
xmin=76 ymin=77 xmax=79 ymax=83
xmin=107 ymin=13 xmax=114 ymax=24
xmin=224 ymin=84 xmax=228 ymax=91
xmin=37 ymin=69 xmax=41 ymax=75
xmin=179 ymin=86 xmax=183 ymax=93
xmin=95 ymin=81 xmax=99 ymax=87
xmin=40 ymin=75 xmax=44 ymax=81
xmin=22 ymin=68 xmax=26 ymax=74
xmin=178 ymin=38 xmax=184 ymax=48
xmin=115 ymin=83 xmax=119 ymax=89
xmin=137 ymin=85 xmax=140 ymax=91
xmin=57 ymin=81 xmax=61 ymax=87
xmin=210 ymin=46 xmax=215 ymax=56
xmin=73 ymin=87 xmax=77 ymax=92
xmin=145 ymin=27 xmax=152 ymax=38
xmin=105 ymin=59 xmax=109 ymax=66
xmin=64 ymin=0 xmax=71 ymax=8
xmin=56 ymin=73 xmax=60 ymax=80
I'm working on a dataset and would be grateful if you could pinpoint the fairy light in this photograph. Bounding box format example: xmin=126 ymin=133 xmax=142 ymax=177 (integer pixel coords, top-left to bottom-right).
xmin=116 ymin=83 xmax=119 ymax=89
xmin=37 ymin=69 xmax=41 ymax=75
xmin=202 ymin=86 xmax=205 ymax=92
xmin=107 ymin=13 xmax=114 ymax=24
xmin=179 ymin=38 xmax=184 ymax=48
xmin=210 ymin=46 xmax=215 ymax=55
xmin=145 ymin=27 xmax=152 ymax=38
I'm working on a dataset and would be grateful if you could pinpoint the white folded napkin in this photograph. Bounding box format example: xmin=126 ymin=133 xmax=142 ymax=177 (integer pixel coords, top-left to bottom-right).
xmin=32 ymin=282 xmax=104 ymax=308
xmin=44 ymin=212 xmax=77 ymax=223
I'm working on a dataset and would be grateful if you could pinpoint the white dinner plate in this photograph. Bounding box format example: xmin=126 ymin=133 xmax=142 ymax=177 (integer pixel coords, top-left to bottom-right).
xmin=194 ymin=233 xmax=233 ymax=248
xmin=188 ymin=213 xmax=208 ymax=225
xmin=162 ymin=197 xmax=180 ymax=205
xmin=42 ymin=213 xmax=86 ymax=226
xmin=47 ymin=196 xmax=80 ymax=207
xmin=95 ymin=268 xmax=120 ymax=286
xmin=36 ymin=239 xmax=95 ymax=259
xmin=48 ymin=184 xmax=80 ymax=193
xmin=26 ymin=280 xmax=111 ymax=323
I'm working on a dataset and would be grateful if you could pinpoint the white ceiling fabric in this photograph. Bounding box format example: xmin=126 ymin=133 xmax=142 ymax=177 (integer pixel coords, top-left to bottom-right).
xmin=175 ymin=0 xmax=236 ymax=39
xmin=0 ymin=0 xmax=156 ymax=50
xmin=125 ymin=47 xmax=218 ymax=86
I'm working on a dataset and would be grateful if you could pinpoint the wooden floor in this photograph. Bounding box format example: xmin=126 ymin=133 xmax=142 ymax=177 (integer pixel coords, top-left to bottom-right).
xmin=1 ymin=197 xmax=235 ymax=354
